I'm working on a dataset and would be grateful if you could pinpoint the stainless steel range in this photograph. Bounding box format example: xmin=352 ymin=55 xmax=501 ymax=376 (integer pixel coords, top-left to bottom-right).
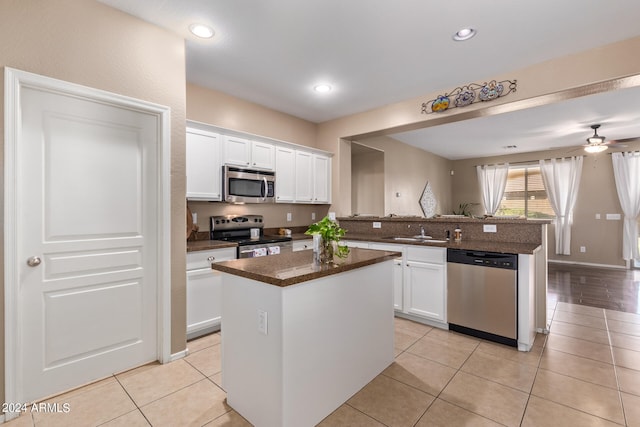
xmin=209 ymin=214 xmax=293 ymax=258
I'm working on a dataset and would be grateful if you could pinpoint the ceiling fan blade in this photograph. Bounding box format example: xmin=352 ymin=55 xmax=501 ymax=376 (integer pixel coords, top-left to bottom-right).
xmin=607 ymin=136 xmax=640 ymax=144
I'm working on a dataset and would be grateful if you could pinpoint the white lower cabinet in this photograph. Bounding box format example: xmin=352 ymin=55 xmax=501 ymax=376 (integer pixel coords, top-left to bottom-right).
xmin=404 ymin=246 xmax=446 ymax=323
xmin=369 ymin=243 xmax=405 ymax=311
xmin=186 ymin=247 xmax=236 ymax=339
xmin=355 ymin=241 xmax=447 ymax=326
xmin=292 ymin=239 xmax=313 ymax=251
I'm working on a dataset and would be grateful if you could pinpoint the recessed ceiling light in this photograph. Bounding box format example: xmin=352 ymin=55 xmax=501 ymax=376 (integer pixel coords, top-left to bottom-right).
xmin=452 ymin=28 xmax=476 ymax=41
xmin=189 ymin=23 xmax=214 ymax=39
xmin=314 ymin=84 xmax=332 ymax=93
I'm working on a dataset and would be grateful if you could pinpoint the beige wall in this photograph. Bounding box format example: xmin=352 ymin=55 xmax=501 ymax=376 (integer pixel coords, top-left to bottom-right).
xmin=351 ymin=147 xmax=385 ymax=216
xmin=187 ymin=83 xmax=318 ymax=148
xmin=353 ymin=136 xmax=453 ymax=216
xmin=451 ymin=140 xmax=640 ymax=267
xmin=0 ymin=0 xmax=188 ymax=403
xmin=186 ymin=83 xmax=327 ymax=230
xmin=316 ymin=36 xmax=640 ymax=217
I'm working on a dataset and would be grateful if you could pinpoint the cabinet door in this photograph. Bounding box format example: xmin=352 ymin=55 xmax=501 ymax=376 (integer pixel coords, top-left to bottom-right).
xmin=186 ymin=129 xmax=222 ymax=201
xmin=292 ymin=239 xmax=313 ymax=251
xmin=275 ymin=146 xmax=295 ymax=202
xmin=223 ymin=135 xmax=251 ymax=167
xmin=251 ymin=140 xmax=275 ymax=170
xmin=187 ymin=268 xmax=223 ymax=335
xmin=313 ymin=154 xmax=331 ymax=203
xmin=295 ymin=150 xmax=313 ymax=202
xmin=405 ymin=261 xmax=445 ymax=322
xmin=186 ymin=248 xmax=236 ymax=337
xmin=369 ymin=242 xmax=404 ymax=311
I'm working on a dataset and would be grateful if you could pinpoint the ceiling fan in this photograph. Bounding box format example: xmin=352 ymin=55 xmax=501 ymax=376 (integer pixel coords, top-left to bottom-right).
xmin=582 ymin=124 xmax=631 ymax=153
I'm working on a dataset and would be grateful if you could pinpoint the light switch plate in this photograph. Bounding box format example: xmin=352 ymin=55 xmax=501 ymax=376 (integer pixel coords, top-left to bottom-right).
xmin=328 ymin=212 xmax=336 ymax=220
xmin=483 ymin=224 xmax=497 ymax=233
xmin=606 ymin=213 xmax=621 ymax=220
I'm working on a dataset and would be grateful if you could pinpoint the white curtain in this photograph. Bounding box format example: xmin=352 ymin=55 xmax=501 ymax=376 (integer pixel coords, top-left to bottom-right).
xmin=612 ymin=152 xmax=640 ymax=261
xmin=540 ymin=157 xmax=583 ymax=255
xmin=476 ymin=163 xmax=509 ymax=215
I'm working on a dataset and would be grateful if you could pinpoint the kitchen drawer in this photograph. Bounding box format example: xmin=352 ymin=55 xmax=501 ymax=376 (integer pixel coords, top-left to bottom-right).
xmin=187 ymin=247 xmax=236 ymax=270
xmin=406 ymin=246 xmax=445 ymax=264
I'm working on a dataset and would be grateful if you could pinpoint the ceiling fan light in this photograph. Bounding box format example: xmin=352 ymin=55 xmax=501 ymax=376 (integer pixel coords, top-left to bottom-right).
xmin=586 ymin=136 xmax=605 ymax=144
xmin=584 ymin=144 xmax=608 ymax=153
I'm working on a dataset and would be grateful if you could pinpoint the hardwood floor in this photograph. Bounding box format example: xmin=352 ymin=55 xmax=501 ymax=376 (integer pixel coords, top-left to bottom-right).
xmin=548 ymin=262 xmax=640 ymax=314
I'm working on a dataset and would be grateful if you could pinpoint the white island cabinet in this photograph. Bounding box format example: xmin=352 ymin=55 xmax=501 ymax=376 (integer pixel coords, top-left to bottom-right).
xmin=215 ymin=249 xmax=397 ymax=427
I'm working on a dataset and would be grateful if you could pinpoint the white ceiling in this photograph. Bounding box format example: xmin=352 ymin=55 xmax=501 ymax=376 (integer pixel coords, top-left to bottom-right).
xmin=99 ymin=0 xmax=640 ymax=159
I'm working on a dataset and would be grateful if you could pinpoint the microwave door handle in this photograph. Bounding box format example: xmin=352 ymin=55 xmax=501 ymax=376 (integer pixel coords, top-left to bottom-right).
xmin=262 ymin=177 xmax=267 ymax=201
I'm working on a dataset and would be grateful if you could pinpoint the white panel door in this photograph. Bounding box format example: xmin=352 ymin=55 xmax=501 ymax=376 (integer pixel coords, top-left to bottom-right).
xmin=16 ymin=81 xmax=160 ymax=402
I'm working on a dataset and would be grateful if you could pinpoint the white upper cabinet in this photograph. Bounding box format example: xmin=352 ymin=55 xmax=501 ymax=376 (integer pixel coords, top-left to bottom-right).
xmin=295 ymin=150 xmax=314 ymax=202
xmin=223 ymin=135 xmax=252 ymax=167
xmin=251 ymin=140 xmax=276 ymax=170
xmin=186 ymin=127 xmax=222 ymax=201
xmin=313 ymin=153 xmax=331 ymax=204
xmin=275 ymin=146 xmax=295 ymax=203
xmin=223 ymin=136 xmax=275 ymax=171
xmin=186 ymin=121 xmax=331 ymax=204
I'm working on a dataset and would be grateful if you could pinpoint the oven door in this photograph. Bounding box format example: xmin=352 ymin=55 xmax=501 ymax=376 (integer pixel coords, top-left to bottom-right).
xmin=224 ymin=166 xmax=275 ymax=203
xmin=238 ymin=241 xmax=293 ymax=258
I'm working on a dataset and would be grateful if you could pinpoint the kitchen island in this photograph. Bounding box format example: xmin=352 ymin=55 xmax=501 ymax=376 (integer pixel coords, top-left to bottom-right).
xmin=212 ymin=248 xmax=400 ymax=427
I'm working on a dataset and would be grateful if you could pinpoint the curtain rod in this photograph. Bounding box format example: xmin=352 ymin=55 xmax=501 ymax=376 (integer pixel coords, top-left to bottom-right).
xmin=474 ymin=155 xmax=585 ymax=168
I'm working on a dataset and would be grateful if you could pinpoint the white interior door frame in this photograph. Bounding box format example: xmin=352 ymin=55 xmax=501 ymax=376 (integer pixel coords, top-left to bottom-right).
xmin=3 ymin=67 xmax=172 ymax=411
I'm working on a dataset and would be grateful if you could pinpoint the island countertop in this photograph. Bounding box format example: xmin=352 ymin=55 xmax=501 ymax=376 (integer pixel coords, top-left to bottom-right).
xmin=211 ymin=247 xmax=401 ymax=287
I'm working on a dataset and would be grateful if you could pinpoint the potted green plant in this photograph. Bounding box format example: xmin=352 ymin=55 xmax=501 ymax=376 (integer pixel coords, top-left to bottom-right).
xmin=305 ymin=216 xmax=350 ymax=263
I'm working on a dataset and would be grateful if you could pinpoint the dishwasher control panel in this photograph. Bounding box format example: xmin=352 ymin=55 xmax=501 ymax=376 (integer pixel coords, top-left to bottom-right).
xmin=447 ymin=249 xmax=517 ymax=270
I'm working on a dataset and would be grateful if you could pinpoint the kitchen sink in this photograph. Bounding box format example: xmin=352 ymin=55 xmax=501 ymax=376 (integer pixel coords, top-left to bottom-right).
xmin=384 ymin=236 xmax=448 ymax=243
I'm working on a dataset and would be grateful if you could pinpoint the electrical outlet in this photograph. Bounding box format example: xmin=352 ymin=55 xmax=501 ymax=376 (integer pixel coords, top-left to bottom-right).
xmin=373 ymin=221 xmax=382 ymax=229
xmin=258 ymin=309 xmax=268 ymax=335
xmin=311 ymin=212 xmax=316 ymax=220
xmin=580 ymin=246 xmax=586 ymax=253
xmin=328 ymin=212 xmax=336 ymax=220
xmin=483 ymin=224 xmax=497 ymax=233
xmin=595 ymin=213 xmax=601 ymax=220
xmin=286 ymin=212 xmax=292 ymax=222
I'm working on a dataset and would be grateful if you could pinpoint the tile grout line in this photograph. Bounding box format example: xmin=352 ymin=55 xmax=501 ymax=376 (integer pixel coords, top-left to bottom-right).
xmin=604 ymin=309 xmax=629 ymax=427
xmin=112 ymin=374 xmax=154 ymax=427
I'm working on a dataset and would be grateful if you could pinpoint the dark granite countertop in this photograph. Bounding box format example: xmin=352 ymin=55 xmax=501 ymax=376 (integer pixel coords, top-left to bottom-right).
xmin=211 ymin=248 xmax=401 ymax=287
xmin=187 ymin=240 xmax=238 ymax=252
xmin=341 ymin=233 xmax=541 ymax=254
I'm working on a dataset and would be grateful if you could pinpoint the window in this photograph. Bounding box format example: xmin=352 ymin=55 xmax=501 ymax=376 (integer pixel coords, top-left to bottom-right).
xmin=496 ymin=165 xmax=555 ymax=219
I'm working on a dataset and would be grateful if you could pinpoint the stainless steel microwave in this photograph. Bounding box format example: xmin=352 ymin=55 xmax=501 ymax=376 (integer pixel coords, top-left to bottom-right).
xmin=223 ymin=165 xmax=276 ymax=203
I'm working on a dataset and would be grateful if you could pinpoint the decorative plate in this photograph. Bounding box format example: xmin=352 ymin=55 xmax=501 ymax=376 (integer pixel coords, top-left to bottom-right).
xmin=479 ymin=81 xmax=504 ymax=101
xmin=454 ymin=89 xmax=475 ymax=107
xmin=419 ymin=181 xmax=437 ymax=218
xmin=431 ymin=95 xmax=450 ymax=112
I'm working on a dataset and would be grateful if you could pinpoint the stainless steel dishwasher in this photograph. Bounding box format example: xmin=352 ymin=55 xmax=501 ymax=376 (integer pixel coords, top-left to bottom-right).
xmin=447 ymin=249 xmax=518 ymax=347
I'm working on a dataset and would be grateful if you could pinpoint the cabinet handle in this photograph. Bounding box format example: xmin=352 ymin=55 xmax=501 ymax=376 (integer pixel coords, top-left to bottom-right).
xmin=207 ymin=256 xmax=215 ymax=265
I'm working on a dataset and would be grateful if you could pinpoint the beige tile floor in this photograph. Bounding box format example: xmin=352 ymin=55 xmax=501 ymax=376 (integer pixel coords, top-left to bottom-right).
xmin=6 ymin=302 xmax=640 ymax=426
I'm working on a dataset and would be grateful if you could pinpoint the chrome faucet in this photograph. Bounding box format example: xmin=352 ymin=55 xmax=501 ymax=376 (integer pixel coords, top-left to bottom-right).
xmin=419 ymin=224 xmax=426 ymax=237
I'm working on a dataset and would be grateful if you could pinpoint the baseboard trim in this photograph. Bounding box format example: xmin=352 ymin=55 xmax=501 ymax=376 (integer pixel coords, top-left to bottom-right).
xmin=170 ymin=349 xmax=189 ymax=362
xmin=548 ymin=259 xmax=627 ymax=270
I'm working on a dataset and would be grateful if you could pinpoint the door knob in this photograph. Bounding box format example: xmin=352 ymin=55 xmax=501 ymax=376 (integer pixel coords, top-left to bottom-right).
xmin=26 ymin=256 xmax=41 ymax=267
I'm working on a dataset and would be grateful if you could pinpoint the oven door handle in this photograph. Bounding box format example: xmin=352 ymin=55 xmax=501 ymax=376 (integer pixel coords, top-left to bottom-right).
xmin=239 ymin=249 xmax=255 ymax=255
